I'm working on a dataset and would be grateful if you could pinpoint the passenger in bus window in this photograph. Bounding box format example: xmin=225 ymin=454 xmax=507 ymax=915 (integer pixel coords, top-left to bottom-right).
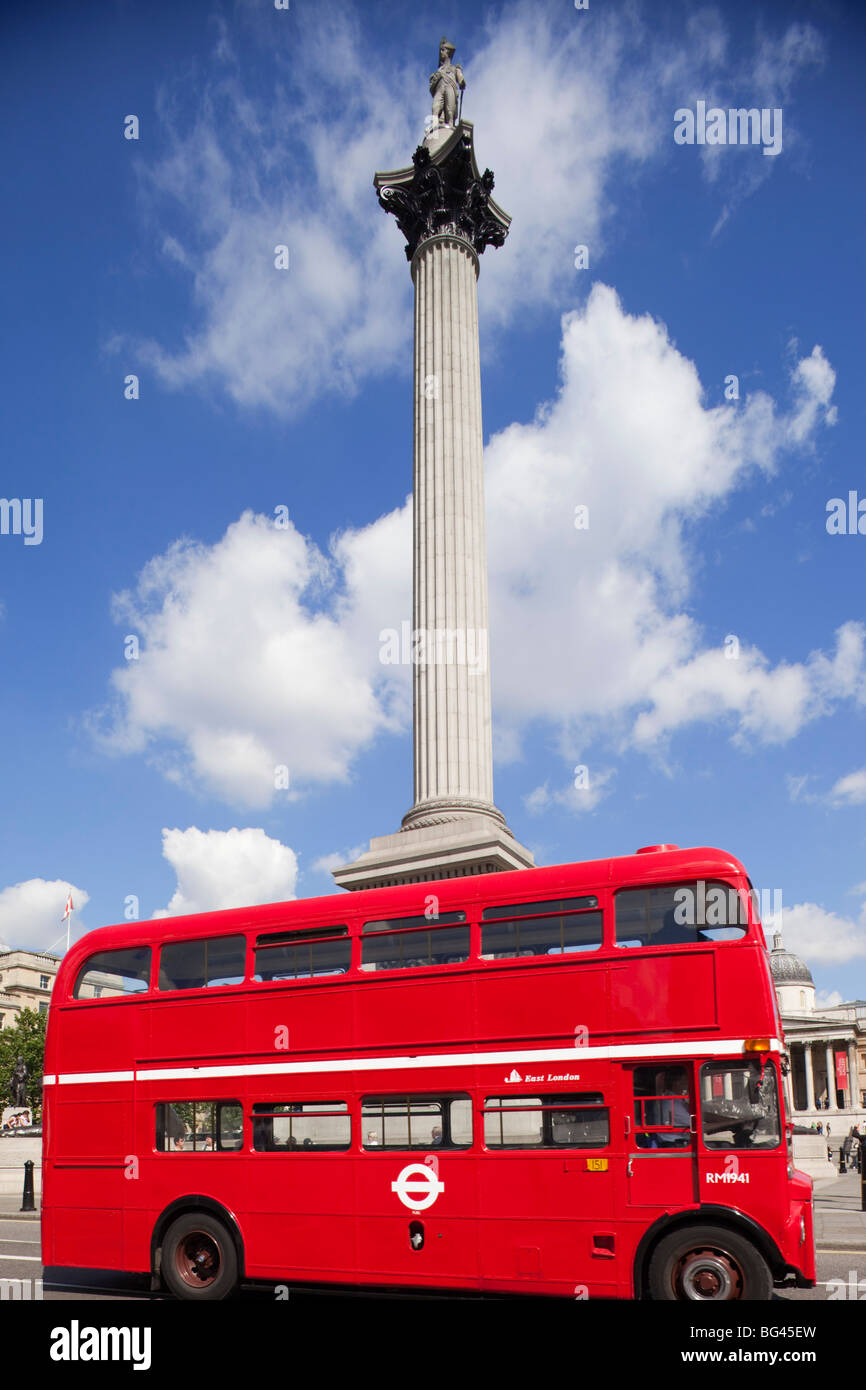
xmin=653 ymin=909 xmax=710 ymax=946
xmin=431 ymin=1126 xmax=443 ymax=1145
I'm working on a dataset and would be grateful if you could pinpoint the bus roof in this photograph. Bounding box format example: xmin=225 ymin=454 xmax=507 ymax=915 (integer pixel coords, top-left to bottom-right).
xmin=61 ymin=844 xmax=750 ymax=972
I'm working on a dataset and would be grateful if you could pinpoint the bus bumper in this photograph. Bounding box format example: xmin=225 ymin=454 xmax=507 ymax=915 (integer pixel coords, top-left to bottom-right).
xmin=778 ymin=1169 xmax=815 ymax=1286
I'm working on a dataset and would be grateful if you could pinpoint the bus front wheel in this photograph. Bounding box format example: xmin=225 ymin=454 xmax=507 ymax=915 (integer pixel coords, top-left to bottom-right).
xmin=161 ymin=1212 xmax=238 ymax=1301
xmin=648 ymin=1224 xmax=772 ymax=1301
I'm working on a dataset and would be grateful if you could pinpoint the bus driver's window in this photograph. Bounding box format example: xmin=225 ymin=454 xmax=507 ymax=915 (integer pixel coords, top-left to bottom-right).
xmin=633 ymin=1067 xmax=692 ymax=1149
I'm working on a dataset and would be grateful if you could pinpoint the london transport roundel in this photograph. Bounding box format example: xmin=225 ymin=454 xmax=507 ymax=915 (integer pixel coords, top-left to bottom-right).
xmin=390 ymin=1163 xmax=445 ymax=1212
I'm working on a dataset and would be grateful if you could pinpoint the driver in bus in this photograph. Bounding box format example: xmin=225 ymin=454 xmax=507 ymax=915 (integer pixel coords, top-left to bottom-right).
xmin=638 ymin=1070 xmax=691 ymax=1148
xmin=654 ymin=1071 xmax=691 ymax=1145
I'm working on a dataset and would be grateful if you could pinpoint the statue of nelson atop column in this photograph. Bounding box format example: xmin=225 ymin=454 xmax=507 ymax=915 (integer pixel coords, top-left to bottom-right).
xmin=430 ymin=36 xmax=465 ymax=129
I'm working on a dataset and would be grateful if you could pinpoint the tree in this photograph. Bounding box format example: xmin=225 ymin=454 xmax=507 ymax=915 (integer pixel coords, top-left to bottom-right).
xmin=0 ymin=1009 xmax=47 ymax=1118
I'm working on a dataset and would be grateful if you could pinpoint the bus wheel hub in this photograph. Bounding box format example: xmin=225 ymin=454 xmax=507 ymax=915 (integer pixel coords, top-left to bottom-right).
xmin=678 ymin=1248 xmax=741 ymax=1300
xmin=177 ymin=1233 xmax=219 ymax=1286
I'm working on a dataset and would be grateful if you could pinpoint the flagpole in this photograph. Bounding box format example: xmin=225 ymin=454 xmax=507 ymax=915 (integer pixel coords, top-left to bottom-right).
xmin=62 ymin=893 xmax=73 ymax=954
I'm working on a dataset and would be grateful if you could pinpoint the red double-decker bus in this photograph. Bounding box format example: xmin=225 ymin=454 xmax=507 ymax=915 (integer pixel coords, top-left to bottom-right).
xmin=42 ymin=843 xmax=814 ymax=1301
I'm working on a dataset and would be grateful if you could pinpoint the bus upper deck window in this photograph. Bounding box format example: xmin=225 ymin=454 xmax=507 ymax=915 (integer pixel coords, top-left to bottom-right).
xmin=254 ymin=926 xmax=350 ymax=981
xmin=615 ymin=882 xmax=749 ymax=948
xmin=481 ymin=897 xmax=601 ymax=960
xmin=159 ymin=936 xmax=246 ymax=991
xmin=73 ymin=947 xmax=151 ymax=999
xmin=360 ymin=914 xmax=469 ymax=973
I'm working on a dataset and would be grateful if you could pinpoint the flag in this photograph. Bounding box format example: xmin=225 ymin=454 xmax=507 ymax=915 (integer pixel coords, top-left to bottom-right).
xmin=61 ymin=893 xmax=74 ymax=923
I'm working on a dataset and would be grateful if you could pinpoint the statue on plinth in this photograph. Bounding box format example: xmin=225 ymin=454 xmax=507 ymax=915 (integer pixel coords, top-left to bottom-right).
xmin=10 ymin=1056 xmax=28 ymax=1108
xmin=430 ymin=37 xmax=464 ymax=129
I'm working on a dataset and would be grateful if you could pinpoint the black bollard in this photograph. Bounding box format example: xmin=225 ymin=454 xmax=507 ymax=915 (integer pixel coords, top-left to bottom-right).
xmin=862 ymin=1154 xmax=866 ymax=1212
xmin=839 ymin=1144 xmax=846 ymax=1175
xmin=20 ymin=1159 xmax=35 ymax=1212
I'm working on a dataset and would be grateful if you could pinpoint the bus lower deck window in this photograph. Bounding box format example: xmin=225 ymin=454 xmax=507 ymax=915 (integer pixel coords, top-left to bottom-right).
xmin=484 ymin=1094 xmax=609 ymax=1148
xmin=362 ymin=1096 xmax=472 ymax=1148
xmin=155 ymin=1101 xmax=242 ymax=1152
xmin=252 ymin=1102 xmax=351 ymax=1151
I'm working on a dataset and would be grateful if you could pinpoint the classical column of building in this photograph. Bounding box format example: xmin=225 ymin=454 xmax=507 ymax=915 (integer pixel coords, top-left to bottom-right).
xmin=333 ymin=67 xmax=534 ymax=891
xmin=782 ymin=1065 xmax=795 ymax=1119
xmin=804 ymin=1043 xmax=816 ymax=1111
xmin=824 ymin=1042 xmax=837 ymax=1110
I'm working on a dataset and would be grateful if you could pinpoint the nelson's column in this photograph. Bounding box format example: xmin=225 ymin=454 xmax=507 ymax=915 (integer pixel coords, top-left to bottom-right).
xmin=333 ymin=38 xmax=533 ymax=891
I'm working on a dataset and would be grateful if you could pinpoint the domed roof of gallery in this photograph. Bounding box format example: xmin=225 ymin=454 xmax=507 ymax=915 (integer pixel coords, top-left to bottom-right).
xmin=769 ymin=931 xmax=814 ymax=987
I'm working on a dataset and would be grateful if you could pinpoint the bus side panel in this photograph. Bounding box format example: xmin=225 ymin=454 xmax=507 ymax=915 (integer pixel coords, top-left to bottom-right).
xmin=354 ymin=1147 xmax=478 ymax=1288
xmin=247 ymin=983 xmax=354 ymax=1055
xmin=714 ymin=946 xmax=775 ymax=1037
xmin=243 ymin=1152 xmax=356 ymax=1281
xmin=609 ymin=953 xmax=717 ymax=1033
xmin=354 ymin=976 xmax=474 ymax=1048
xmin=475 ymin=965 xmax=610 ymax=1043
xmin=47 ymin=1090 xmax=133 ymax=1271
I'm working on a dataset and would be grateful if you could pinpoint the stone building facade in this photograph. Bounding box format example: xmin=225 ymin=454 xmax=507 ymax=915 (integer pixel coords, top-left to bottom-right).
xmin=0 ymin=949 xmax=61 ymax=1029
xmin=770 ymin=932 xmax=866 ymax=1127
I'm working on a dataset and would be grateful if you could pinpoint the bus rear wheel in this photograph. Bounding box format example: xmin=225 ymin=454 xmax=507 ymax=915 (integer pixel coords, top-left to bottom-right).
xmin=161 ymin=1213 xmax=238 ymax=1301
xmin=648 ymin=1224 xmax=772 ymax=1301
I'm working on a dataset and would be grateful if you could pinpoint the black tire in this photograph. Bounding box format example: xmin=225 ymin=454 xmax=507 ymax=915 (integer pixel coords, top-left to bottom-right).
xmin=648 ymin=1224 xmax=772 ymax=1301
xmin=160 ymin=1212 xmax=239 ymax=1301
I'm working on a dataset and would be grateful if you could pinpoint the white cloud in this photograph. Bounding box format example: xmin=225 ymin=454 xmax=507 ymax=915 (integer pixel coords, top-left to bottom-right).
xmin=695 ymin=21 xmax=825 ymax=235
xmin=484 ymin=286 xmax=847 ymax=757
xmin=310 ymin=844 xmax=368 ymax=876
xmin=767 ymin=902 xmax=866 ymax=967
xmin=525 ymin=769 xmax=615 ymax=815
xmin=815 ymin=989 xmax=844 ymax=1010
xmin=787 ymin=345 xmax=838 ymax=444
xmin=0 ymin=879 xmax=91 ymax=954
xmin=91 ymin=508 xmax=410 ymax=807
xmin=830 ymin=769 xmax=866 ymax=807
xmin=115 ymin=4 xmax=823 ymax=415
xmin=93 ymin=288 xmax=854 ymax=805
xmin=153 ymin=827 xmax=298 ymax=918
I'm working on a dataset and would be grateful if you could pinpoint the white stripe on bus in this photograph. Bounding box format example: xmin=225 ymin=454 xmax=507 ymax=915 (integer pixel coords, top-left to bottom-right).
xmin=41 ymin=1036 xmax=780 ymax=1087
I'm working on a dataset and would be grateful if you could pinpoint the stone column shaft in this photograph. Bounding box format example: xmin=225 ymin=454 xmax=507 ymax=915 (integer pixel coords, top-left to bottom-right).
xmin=409 ymin=234 xmax=494 ymax=818
xmin=804 ymin=1043 xmax=816 ymax=1110
xmin=826 ymin=1042 xmax=838 ymax=1109
xmin=332 ymin=121 xmax=535 ymax=889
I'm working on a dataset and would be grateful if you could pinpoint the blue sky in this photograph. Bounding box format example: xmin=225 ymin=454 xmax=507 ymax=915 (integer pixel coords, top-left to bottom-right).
xmin=0 ymin=0 xmax=864 ymax=1003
